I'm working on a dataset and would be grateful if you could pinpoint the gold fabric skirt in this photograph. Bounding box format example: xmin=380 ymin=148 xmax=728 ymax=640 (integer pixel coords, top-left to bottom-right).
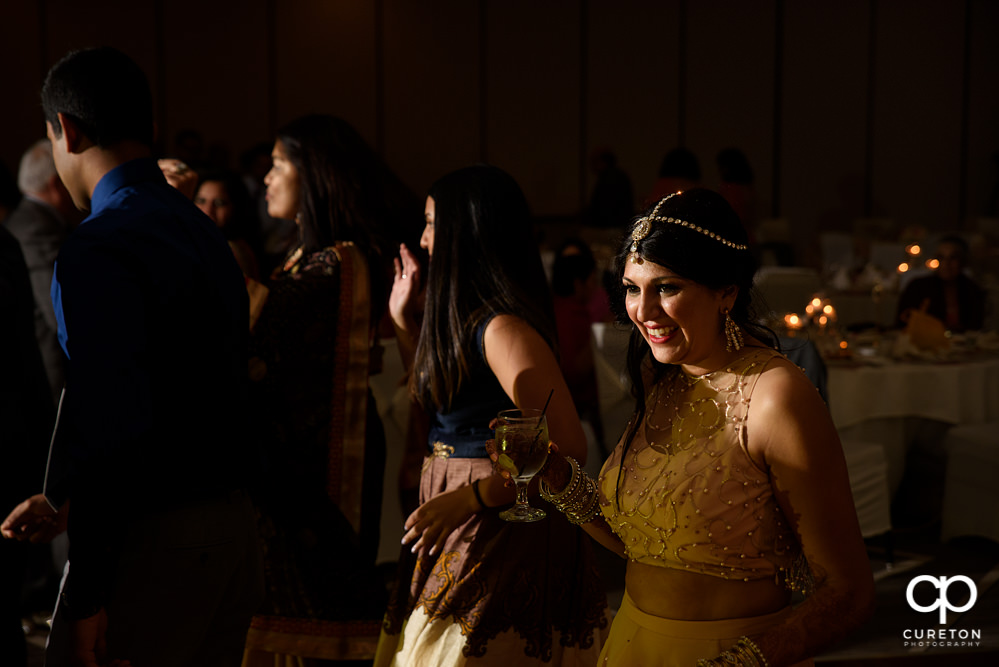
xmin=600 ymin=592 xmax=814 ymax=667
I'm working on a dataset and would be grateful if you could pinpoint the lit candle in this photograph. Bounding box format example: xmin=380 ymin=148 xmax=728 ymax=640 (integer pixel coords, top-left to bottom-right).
xmin=784 ymin=313 xmax=803 ymax=330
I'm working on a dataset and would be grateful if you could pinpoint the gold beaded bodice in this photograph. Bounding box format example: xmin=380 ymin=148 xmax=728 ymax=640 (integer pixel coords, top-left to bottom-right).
xmin=598 ymin=347 xmax=810 ymax=591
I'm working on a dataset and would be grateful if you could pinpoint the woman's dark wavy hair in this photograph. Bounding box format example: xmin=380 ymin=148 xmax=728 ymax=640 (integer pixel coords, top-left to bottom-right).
xmin=611 ymin=189 xmax=776 ymax=498
xmin=276 ymin=114 xmax=420 ymax=319
xmin=411 ymin=165 xmax=556 ymax=411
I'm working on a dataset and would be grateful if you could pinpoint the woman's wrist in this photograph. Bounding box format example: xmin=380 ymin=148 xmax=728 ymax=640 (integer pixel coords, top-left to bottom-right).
xmin=391 ymin=313 xmax=418 ymax=338
xmin=540 ymin=454 xmax=573 ymax=493
xmin=470 ymin=479 xmax=489 ymax=510
xmin=473 ymin=475 xmax=514 ymax=509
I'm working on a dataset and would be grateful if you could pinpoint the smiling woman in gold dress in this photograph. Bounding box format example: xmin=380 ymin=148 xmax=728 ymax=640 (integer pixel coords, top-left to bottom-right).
xmin=538 ymin=189 xmax=875 ymax=666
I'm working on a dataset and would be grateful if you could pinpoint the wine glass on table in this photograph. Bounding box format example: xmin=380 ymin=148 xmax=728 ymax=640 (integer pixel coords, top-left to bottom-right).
xmin=495 ymin=408 xmax=550 ymax=522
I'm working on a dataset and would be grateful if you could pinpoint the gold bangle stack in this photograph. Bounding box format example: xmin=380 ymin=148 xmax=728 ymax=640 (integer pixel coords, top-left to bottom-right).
xmin=539 ymin=456 xmax=601 ymax=525
xmin=696 ymin=636 xmax=770 ymax=667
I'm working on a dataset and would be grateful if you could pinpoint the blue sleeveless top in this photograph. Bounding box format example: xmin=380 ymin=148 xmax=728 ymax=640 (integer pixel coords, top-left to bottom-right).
xmin=427 ymin=315 xmax=514 ymax=459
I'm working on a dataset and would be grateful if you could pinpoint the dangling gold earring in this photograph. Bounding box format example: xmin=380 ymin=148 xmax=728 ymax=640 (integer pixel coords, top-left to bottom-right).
xmin=724 ymin=308 xmax=743 ymax=352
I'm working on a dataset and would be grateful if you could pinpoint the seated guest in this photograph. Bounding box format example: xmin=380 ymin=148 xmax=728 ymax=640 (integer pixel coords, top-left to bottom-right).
xmin=896 ymin=234 xmax=986 ymax=332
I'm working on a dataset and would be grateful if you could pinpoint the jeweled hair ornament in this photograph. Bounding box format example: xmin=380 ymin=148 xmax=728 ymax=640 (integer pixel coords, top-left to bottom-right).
xmin=629 ymin=191 xmax=749 ymax=264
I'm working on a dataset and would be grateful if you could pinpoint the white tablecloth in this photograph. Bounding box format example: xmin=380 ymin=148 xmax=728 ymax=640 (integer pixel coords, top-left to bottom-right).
xmin=828 ymin=355 xmax=999 ymax=497
xmin=827 ymin=356 xmax=999 ymax=429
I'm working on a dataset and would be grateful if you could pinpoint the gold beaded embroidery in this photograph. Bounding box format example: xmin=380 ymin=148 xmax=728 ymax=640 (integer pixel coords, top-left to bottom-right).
xmin=598 ymin=348 xmax=812 ymax=594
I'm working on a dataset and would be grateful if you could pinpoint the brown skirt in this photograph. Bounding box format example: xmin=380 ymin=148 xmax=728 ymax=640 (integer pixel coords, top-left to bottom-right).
xmin=377 ymin=457 xmax=610 ymax=666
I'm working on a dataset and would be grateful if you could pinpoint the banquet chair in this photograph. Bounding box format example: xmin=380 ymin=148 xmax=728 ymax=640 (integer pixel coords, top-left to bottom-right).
xmin=781 ymin=337 xmax=894 ymax=561
xmin=840 ymin=439 xmax=894 ymax=550
xmin=941 ymin=422 xmax=999 ymax=544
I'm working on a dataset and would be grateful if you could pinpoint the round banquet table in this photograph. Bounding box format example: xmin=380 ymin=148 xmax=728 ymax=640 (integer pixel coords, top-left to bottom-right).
xmin=826 ymin=353 xmax=999 ymax=501
xmin=827 ymin=354 xmax=999 ymax=429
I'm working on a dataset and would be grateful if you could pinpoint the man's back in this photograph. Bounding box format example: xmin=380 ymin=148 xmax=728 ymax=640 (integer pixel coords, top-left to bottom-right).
xmin=53 ymin=157 xmax=250 ymax=505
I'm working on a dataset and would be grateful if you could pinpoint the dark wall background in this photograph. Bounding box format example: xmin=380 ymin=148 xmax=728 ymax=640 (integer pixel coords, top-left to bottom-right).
xmin=2 ymin=0 xmax=998 ymax=263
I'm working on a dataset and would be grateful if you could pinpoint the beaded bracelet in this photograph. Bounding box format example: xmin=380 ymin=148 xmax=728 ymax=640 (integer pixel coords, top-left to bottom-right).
xmin=566 ymin=477 xmax=601 ymax=525
xmin=540 ymin=457 xmax=601 ymax=525
xmin=539 ymin=456 xmax=581 ymax=502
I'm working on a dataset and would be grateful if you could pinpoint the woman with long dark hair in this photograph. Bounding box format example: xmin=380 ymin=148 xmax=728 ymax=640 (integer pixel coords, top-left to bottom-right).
xmin=193 ymin=168 xmax=261 ymax=280
xmin=243 ymin=114 xmax=420 ymax=664
xmin=536 ymin=189 xmax=874 ymax=666
xmin=377 ymin=165 xmax=609 ymax=665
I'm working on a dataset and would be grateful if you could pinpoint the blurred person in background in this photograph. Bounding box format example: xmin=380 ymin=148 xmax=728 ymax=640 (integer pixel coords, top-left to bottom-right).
xmin=3 ymin=138 xmax=81 ymax=404
xmin=896 ymin=234 xmax=986 ymax=333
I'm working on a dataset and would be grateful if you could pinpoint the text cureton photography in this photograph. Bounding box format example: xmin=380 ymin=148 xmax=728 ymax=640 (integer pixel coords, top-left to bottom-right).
xmin=902 ymin=574 xmax=983 ymax=649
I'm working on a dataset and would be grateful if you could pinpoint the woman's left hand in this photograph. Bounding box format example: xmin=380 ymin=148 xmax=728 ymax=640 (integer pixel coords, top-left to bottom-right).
xmin=401 ymin=486 xmax=478 ymax=557
xmin=389 ymin=244 xmax=423 ymax=331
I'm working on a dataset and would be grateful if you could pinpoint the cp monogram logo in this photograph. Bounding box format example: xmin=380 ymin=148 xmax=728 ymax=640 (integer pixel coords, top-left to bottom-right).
xmin=906 ymin=575 xmax=978 ymax=624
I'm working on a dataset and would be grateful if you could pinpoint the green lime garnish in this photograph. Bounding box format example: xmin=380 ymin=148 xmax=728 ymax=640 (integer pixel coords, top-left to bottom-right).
xmin=496 ymin=453 xmax=519 ymax=476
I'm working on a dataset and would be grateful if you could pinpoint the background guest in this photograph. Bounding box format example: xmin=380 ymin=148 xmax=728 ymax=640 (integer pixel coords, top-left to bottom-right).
xmin=585 ymin=147 xmax=635 ymax=229
xmin=2 ymin=46 xmax=263 ymax=667
xmin=645 ymin=146 xmax=701 ymax=206
xmin=716 ymin=147 xmax=757 ymax=238
xmin=2 ymin=139 xmax=80 ymax=405
xmin=551 ymin=237 xmax=610 ymax=456
xmin=242 ymin=114 xmax=420 ymax=664
xmin=193 ymin=168 xmax=262 ymax=280
xmin=896 ymin=234 xmax=987 ymax=332
xmin=379 ymin=165 xmax=608 ymax=666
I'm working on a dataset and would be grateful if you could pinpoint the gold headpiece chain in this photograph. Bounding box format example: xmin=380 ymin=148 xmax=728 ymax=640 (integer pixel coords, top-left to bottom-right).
xmin=629 ymin=192 xmax=748 ymax=263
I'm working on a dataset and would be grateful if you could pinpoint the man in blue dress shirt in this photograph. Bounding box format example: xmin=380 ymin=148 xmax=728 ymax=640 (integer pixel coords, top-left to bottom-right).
xmin=1 ymin=47 xmax=262 ymax=667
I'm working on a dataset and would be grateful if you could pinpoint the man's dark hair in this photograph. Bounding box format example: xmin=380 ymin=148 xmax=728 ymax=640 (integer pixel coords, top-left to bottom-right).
xmin=41 ymin=47 xmax=154 ymax=148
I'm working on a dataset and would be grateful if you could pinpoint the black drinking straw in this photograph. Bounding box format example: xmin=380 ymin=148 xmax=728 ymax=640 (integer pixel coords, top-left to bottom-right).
xmin=538 ymin=389 xmax=554 ymax=424
xmin=529 ymin=389 xmax=554 ymax=445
